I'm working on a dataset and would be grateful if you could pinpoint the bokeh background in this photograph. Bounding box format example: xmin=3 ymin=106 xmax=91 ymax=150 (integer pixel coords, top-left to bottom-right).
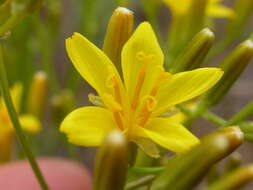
xmin=3 ymin=0 xmax=253 ymax=189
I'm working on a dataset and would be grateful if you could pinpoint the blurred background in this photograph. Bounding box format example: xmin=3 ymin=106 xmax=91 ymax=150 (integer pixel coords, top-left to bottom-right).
xmin=2 ymin=0 xmax=253 ymax=188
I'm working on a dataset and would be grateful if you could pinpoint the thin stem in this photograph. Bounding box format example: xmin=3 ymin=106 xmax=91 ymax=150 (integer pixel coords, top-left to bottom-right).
xmin=124 ymin=175 xmax=155 ymax=190
xmin=202 ymin=111 xmax=227 ymax=126
xmin=178 ymin=105 xmax=226 ymax=127
xmin=224 ymin=101 xmax=253 ymax=127
xmin=0 ymin=43 xmax=49 ymax=190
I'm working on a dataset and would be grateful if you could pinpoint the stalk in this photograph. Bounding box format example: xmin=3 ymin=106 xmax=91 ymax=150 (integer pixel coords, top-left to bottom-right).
xmin=0 ymin=42 xmax=49 ymax=190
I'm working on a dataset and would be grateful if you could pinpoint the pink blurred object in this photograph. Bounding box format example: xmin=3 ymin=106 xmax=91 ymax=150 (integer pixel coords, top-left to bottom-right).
xmin=0 ymin=157 xmax=92 ymax=190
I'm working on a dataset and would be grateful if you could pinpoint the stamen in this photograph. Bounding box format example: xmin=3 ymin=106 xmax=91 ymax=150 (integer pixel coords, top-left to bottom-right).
xmin=138 ymin=95 xmax=157 ymax=126
xmin=106 ymin=74 xmax=122 ymax=104
xmin=113 ymin=111 xmax=124 ymax=130
xmin=132 ymin=52 xmax=154 ymax=109
xmin=150 ymin=69 xmax=171 ymax=97
xmin=103 ymin=93 xmax=125 ymax=130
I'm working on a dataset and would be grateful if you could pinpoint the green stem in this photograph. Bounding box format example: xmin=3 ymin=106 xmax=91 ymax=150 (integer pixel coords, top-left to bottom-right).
xmin=178 ymin=105 xmax=226 ymax=127
xmin=0 ymin=43 xmax=49 ymax=190
xmin=124 ymin=175 xmax=155 ymax=190
xmin=202 ymin=111 xmax=227 ymax=126
xmin=224 ymin=101 xmax=253 ymax=127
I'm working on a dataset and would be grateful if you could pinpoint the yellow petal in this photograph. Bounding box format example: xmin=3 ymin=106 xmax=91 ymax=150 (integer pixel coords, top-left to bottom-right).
xmin=166 ymin=112 xmax=187 ymax=123
xmin=19 ymin=114 xmax=41 ymax=134
xmin=60 ymin=106 xmax=117 ymax=146
xmin=138 ymin=117 xmax=199 ymax=152
xmin=163 ymin=0 xmax=191 ymax=16
xmin=0 ymin=83 xmax=22 ymax=112
xmin=133 ymin=137 xmax=160 ymax=158
xmin=154 ymin=68 xmax=223 ymax=115
xmin=121 ymin=22 xmax=164 ymax=102
xmin=66 ymin=33 xmax=122 ymax=96
xmin=207 ymin=5 xmax=235 ymax=18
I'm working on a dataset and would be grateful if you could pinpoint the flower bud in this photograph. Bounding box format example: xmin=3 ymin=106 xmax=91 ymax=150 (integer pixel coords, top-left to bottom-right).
xmin=103 ymin=7 xmax=134 ymax=73
xmin=94 ymin=130 xmax=128 ymax=190
xmin=199 ymin=40 xmax=253 ymax=109
xmin=170 ymin=28 xmax=214 ymax=73
xmin=207 ymin=164 xmax=253 ymax=190
xmin=27 ymin=71 xmax=48 ymax=118
xmin=150 ymin=127 xmax=243 ymax=190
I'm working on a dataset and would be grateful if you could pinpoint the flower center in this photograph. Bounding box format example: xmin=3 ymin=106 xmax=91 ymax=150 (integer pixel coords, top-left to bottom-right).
xmin=131 ymin=53 xmax=171 ymax=127
xmin=138 ymin=95 xmax=157 ymax=126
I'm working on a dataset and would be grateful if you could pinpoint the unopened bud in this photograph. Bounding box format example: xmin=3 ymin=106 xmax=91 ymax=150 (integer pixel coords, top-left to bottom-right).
xmin=199 ymin=40 xmax=253 ymax=108
xmin=207 ymin=164 xmax=253 ymax=190
xmin=103 ymin=7 xmax=134 ymax=73
xmin=27 ymin=71 xmax=48 ymax=119
xmin=151 ymin=127 xmax=243 ymax=190
xmin=94 ymin=130 xmax=128 ymax=190
xmin=170 ymin=28 xmax=214 ymax=73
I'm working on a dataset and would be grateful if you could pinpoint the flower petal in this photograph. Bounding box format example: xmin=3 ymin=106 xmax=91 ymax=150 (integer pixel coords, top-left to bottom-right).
xmin=121 ymin=22 xmax=164 ymax=102
xmin=19 ymin=114 xmax=41 ymax=134
xmin=0 ymin=83 xmax=22 ymax=112
xmin=154 ymin=68 xmax=223 ymax=115
xmin=163 ymin=0 xmax=190 ymax=16
xmin=138 ymin=117 xmax=199 ymax=152
xmin=60 ymin=106 xmax=117 ymax=146
xmin=207 ymin=5 xmax=235 ymax=18
xmin=66 ymin=33 xmax=122 ymax=96
xmin=133 ymin=137 xmax=160 ymax=158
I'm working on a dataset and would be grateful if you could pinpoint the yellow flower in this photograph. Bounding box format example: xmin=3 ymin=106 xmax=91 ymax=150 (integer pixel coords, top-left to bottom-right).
xmin=0 ymin=83 xmax=41 ymax=162
xmin=164 ymin=0 xmax=235 ymax=18
xmin=61 ymin=22 xmax=223 ymax=155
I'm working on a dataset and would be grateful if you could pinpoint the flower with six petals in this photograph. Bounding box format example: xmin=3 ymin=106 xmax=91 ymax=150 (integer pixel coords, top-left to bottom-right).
xmin=60 ymin=22 xmax=223 ymax=156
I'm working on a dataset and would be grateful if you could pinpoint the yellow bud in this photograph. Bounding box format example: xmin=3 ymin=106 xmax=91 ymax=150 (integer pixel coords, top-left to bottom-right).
xmin=27 ymin=71 xmax=48 ymax=118
xmin=103 ymin=7 xmax=134 ymax=73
